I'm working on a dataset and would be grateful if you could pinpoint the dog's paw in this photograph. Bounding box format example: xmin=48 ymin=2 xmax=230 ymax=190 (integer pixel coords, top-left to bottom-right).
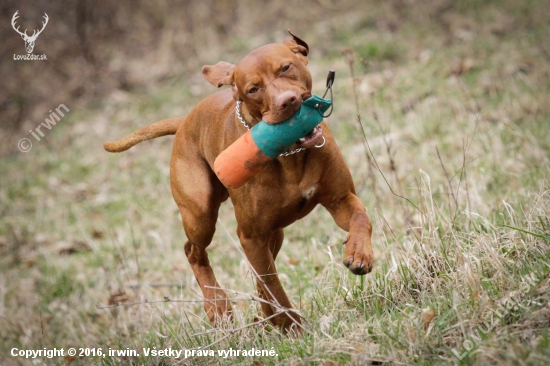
xmin=342 ymin=235 xmax=374 ymax=275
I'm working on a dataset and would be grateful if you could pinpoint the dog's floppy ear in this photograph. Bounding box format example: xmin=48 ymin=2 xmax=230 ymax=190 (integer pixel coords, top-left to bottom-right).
xmin=202 ymin=61 xmax=236 ymax=87
xmin=283 ymin=29 xmax=309 ymax=65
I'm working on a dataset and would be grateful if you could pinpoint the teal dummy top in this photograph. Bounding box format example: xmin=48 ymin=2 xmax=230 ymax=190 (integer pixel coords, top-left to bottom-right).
xmin=250 ymin=95 xmax=332 ymax=158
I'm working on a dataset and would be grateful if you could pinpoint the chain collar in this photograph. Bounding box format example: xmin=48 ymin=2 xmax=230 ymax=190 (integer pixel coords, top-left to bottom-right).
xmin=235 ymin=101 xmax=325 ymax=157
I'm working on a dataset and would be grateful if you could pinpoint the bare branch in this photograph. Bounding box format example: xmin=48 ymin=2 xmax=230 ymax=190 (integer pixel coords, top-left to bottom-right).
xmin=95 ymin=296 xmax=260 ymax=310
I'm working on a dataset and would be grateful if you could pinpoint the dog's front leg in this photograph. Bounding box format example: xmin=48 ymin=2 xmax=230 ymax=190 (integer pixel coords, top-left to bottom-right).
xmin=324 ymin=193 xmax=374 ymax=275
xmin=237 ymin=228 xmax=302 ymax=332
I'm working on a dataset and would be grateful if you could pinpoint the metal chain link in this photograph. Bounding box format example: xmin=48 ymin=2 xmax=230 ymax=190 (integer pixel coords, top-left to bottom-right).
xmin=235 ymin=101 xmax=325 ymax=157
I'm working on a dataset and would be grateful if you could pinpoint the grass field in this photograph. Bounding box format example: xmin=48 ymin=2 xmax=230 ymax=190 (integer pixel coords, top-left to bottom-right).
xmin=1 ymin=1 xmax=550 ymax=365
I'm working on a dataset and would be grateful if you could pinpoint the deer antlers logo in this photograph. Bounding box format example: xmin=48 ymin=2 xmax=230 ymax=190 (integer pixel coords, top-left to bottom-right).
xmin=12 ymin=11 xmax=49 ymax=54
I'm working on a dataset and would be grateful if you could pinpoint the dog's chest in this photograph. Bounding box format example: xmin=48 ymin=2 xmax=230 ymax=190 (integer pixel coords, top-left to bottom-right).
xmin=256 ymin=179 xmax=320 ymax=219
xmin=278 ymin=181 xmax=318 ymax=206
xmin=301 ymin=183 xmax=318 ymax=201
xmin=251 ymin=184 xmax=317 ymax=230
xmin=232 ymin=155 xmax=325 ymax=227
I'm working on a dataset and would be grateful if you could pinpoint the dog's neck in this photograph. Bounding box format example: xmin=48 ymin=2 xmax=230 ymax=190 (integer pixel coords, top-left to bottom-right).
xmin=235 ymin=101 xmax=262 ymax=130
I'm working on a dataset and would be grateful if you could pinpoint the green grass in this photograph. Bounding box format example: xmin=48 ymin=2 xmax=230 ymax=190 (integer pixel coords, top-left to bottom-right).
xmin=1 ymin=1 xmax=550 ymax=365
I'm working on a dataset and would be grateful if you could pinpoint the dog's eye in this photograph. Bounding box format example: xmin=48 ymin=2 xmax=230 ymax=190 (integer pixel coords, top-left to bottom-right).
xmin=282 ymin=64 xmax=291 ymax=72
xmin=248 ymin=87 xmax=259 ymax=94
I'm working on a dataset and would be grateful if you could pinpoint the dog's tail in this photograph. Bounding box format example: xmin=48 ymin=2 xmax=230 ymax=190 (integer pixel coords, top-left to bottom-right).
xmin=104 ymin=116 xmax=184 ymax=153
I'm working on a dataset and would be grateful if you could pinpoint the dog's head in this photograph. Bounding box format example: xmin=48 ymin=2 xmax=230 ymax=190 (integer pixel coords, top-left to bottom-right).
xmin=202 ymin=30 xmax=312 ymax=125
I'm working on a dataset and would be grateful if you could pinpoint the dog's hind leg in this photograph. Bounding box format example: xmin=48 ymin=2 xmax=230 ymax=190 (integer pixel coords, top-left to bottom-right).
xmin=171 ymin=154 xmax=232 ymax=327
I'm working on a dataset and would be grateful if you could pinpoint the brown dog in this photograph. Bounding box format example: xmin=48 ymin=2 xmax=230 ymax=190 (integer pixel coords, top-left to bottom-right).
xmin=104 ymin=31 xmax=374 ymax=332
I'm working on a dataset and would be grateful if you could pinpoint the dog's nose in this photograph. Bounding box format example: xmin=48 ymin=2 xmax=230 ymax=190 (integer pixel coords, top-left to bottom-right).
xmin=276 ymin=91 xmax=300 ymax=111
